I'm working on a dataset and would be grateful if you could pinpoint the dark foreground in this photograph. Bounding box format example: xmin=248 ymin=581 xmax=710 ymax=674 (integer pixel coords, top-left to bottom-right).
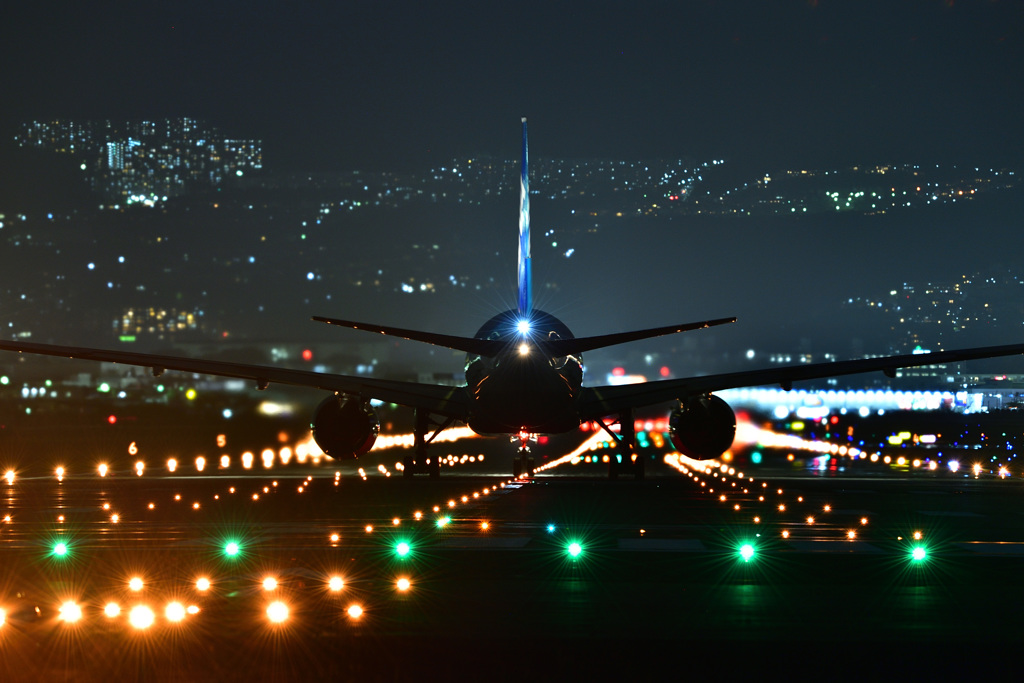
xmin=2 ymin=451 xmax=1024 ymax=681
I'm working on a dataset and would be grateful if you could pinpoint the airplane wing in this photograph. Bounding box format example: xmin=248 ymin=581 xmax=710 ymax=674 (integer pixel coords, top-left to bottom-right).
xmin=577 ymin=342 xmax=1024 ymax=420
xmin=0 ymin=340 xmax=471 ymax=420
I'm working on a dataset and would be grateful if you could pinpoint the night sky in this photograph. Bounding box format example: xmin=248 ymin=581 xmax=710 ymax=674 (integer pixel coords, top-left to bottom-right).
xmin=3 ymin=1 xmax=1022 ymax=170
xmin=2 ymin=1 xmax=1024 ymax=366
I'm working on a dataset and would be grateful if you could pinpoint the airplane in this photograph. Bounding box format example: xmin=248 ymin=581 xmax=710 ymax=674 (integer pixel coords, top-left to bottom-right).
xmin=2 ymin=118 xmax=1024 ymax=479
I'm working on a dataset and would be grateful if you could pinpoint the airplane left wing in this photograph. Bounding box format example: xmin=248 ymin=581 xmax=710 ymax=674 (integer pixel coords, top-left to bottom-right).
xmin=577 ymin=342 xmax=1024 ymax=420
xmin=0 ymin=340 xmax=471 ymax=420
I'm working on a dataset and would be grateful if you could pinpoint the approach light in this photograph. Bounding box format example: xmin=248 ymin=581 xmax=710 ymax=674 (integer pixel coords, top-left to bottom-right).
xmin=165 ymin=602 xmax=187 ymax=623
xmin=567 ymin=541 xmax=583 ymax=558
xmin=128 ymin=604 xmax=155 ymax=629
xmin=58 ymin=601 xmax=83 ymax=624
xmin=739 ymin=543 xmax=756 ymax=562
xmin=395 ymin=541 xmax=411 ymax=557
xmin=266 ymin=601 xmax=289 ymax=624
xmin=517 ymin=319 xmax=530 ymax=335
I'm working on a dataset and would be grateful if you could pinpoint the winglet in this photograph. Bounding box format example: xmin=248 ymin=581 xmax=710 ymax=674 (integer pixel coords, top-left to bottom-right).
xmin=518 ymin=117 xmax=532 ymax=317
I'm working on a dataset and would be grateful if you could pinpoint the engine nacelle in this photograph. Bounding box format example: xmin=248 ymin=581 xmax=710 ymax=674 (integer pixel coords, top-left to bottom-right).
xmin=311 ymin=394 xmax=379 ymax=459
xmin=669 ymin=394 xmax=736 ymax=460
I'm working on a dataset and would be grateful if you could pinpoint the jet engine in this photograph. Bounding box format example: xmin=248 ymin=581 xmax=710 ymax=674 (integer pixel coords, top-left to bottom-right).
xmin=668 ymin=394 xmax=736 ymax=459
xmin=311 ymin=394 xmax=379 ymax=459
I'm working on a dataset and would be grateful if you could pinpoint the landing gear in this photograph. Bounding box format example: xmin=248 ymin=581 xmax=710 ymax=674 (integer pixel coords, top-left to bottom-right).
xmin=511 ymin=432 xmax=537 ymax=477
xmin=597 ymin=409 xmax=645 ymax=480
xmin=403 ymin=409 xmax=452 ymax=478
xmin=512 ymin=448 xmax=535 ymax=478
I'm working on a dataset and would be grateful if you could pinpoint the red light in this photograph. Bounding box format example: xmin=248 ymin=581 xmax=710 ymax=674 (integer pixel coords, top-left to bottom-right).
xmin=302 ymin=349 xmax=313 ymax=361
xmin=107 ymin=415 xmax=117 ymax=425
xmin=612 ymin=367 xmax=625 ymax=376
xmin=830 ymin=416 xmax=839 ymax=424
xmin=659 ymin=366 xmax=670 ymax=378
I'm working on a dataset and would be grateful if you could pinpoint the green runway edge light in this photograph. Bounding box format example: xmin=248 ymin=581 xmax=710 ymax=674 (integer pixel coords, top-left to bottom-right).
xmin=52 ymin=541 xmax=69 ymax=557
xmin=911 ymin=546 xmax=927 ymax=562
xmin=567 ymin=541 xmax=583 ymax=558
xmin=395 ymin=541 xmax=411 ymax=557
xmin=224 ymin=541 xmax=241 ymax=557
xmin=739 ymin=543 xmax=756 ymax=562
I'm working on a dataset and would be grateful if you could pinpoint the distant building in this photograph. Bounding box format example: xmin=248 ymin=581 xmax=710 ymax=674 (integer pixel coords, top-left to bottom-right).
xmin=15 ymin=118 xmax=262 ymax=205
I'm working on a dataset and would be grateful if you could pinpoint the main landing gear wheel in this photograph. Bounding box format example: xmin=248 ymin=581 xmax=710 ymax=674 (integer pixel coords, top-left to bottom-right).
xmin=513 ymin=448 xmax=534 ymax=477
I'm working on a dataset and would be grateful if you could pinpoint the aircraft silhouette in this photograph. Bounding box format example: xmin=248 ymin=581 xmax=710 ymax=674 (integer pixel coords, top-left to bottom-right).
xmin=3 ymin=119 xmax=1023 ymax=478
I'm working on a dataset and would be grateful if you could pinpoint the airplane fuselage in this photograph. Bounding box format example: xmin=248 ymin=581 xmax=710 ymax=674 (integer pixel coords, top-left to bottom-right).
xmin=464 ymin=309 xmax=583 ymax=435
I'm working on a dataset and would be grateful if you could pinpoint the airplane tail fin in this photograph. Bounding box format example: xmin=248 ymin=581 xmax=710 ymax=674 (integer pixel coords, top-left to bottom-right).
xmin=518 ymin=117 xmax=532 ymax=317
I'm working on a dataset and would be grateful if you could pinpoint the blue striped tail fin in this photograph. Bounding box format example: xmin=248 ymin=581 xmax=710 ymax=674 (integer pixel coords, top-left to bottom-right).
xmin=517 ymin=117 xmax=532 ymax=317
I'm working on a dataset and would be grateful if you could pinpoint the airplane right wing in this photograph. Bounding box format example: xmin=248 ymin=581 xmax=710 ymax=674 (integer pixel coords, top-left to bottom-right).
xmin=0 ymin=340 xmax=471 ymax=420
xmin=577 ymin=341 xmax=1024 ymax=420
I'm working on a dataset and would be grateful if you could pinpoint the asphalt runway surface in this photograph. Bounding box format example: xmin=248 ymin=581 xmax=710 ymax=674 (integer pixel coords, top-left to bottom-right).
xmin=2 ymin=445 xmax=1024 ymax=681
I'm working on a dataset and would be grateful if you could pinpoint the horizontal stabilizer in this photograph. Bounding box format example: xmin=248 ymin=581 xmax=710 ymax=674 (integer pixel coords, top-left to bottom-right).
xmin=313 ymin=315 xmax=736 ymax=357
xmin=539 ymin=317 xmax=737 ymax=357
xmin=312 ymin=316 xmax=506 ymax=356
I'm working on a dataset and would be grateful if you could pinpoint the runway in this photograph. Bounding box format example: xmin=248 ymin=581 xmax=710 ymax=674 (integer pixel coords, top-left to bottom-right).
xmin=3 ymin=442 xmax=1024 ymax=680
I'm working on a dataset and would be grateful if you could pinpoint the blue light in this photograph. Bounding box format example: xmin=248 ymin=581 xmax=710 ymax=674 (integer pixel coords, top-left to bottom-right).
xmin=547 ymin=524 xmax=556 ymax=533
xmin=517 ymin=319 xmax=531 ymax=335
